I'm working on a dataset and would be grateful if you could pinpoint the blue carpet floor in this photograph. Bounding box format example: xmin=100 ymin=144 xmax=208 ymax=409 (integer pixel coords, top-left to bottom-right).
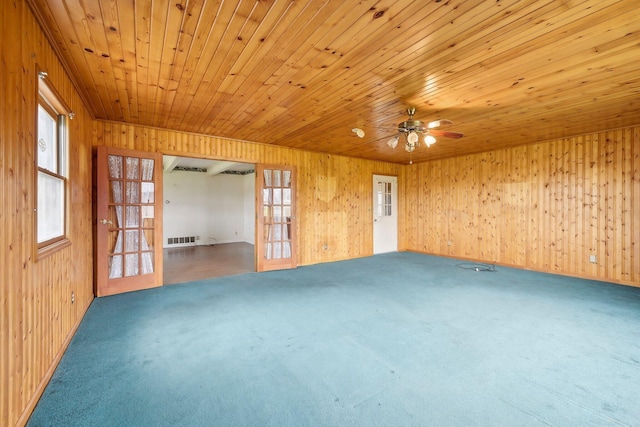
xmin=28 ymin=253 xmax=640 ymax=426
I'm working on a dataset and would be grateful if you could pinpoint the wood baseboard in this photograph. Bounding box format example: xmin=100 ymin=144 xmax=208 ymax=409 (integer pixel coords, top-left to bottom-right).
xmin=406 ymin=250 xmax=640 ymax=289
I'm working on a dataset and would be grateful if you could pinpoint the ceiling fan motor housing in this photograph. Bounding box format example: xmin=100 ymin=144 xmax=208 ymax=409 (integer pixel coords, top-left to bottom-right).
xmin=398 ymin=119 xmax=425 ymax=134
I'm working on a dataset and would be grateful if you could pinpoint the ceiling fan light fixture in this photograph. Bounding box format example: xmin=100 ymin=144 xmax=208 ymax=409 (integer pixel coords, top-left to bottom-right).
xmin=424 ymin=134 xmax=436 ymax=147
xmin=407 ymin=131 xmax=419 ymax=145
xmin=384 ymin=108 xmax=462 ymax=162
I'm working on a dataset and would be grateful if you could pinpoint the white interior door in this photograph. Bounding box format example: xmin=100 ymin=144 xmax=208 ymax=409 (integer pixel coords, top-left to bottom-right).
xmin=373 ymin=175 xmax=398 ymax=254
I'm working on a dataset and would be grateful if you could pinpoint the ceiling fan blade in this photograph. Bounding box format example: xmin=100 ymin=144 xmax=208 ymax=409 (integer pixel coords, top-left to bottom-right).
xmin=428 ymin=129 xmax=464 ymax=139
xmin=367 ymin=133 xmax=399 ymax=144
xmin=427 ymin=119 xmax=453 ymax=128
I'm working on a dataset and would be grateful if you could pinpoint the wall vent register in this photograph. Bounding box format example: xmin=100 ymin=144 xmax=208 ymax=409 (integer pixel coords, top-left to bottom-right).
xmin=167 ymin=236 xmax=196 ymax=245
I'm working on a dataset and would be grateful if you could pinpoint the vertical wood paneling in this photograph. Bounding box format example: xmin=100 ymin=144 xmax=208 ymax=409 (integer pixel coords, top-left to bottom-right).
xmin=598 ymin=133 xmax=608 ymax=279
xmin=93 ymin=121 xmax=402 ymax=266
xmin=621 ymin=130 xmax=632 ymax=282
xmin=403 ymin=126 xmax=640 ymax=288
xmin=584 ymin=133 xmax=598 ymax=278
xmin=633 ymin=128 xmax=640 ymax=285
xmin=574 ymin=137 xmax=584 ymax=275
xmin=1 ymin=2 xmax=94 ymax=426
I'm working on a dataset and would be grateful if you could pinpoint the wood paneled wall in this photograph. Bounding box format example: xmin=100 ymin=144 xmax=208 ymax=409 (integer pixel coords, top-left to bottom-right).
xmin=401 ymin=128 xmax=640 ymax=287
xmin=1 ymin=2 xmax=94 ymax=426
xmin=93 ymin=121 xmax=402 ymax=266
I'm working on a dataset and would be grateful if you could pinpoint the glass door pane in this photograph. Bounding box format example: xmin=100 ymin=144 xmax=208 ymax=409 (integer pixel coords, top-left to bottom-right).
xmin=97 ymin=146 xmax=163 ymax=297
xmin=262 ymin=169 xmax=293 ymax=261
xmin=107 ymin=154 xmax=155 ymax=278
xmin=257 ymin=165 xmax=296 ymax=271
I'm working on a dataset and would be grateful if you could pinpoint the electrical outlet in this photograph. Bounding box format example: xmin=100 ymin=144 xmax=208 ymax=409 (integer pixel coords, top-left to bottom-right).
xmin=323 ymin=243 xmax=328 ymax=250
xmin=447 ymin=240 xmax=452 ymax=246
xmin=71 ymin=291 xmax=75 ymax=304
xmin=589 ymin=254 xmax=597 ymax=264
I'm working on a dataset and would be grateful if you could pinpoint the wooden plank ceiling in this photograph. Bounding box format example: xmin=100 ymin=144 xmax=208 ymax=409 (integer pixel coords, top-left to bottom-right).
xmin=29 ymin=0 xmax=640 ymax=164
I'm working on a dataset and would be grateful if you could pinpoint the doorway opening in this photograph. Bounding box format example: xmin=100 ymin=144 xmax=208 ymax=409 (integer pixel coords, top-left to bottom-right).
xmin=162 ymin=155 xmax=256 ymax=284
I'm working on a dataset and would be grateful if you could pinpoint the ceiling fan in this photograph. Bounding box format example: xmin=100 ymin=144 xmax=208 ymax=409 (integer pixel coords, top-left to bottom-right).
xmin=386 ymin=107 xmax=463 ymax=161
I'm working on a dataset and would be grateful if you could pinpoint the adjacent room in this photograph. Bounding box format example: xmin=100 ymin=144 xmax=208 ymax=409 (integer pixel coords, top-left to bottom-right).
xmin=2 ymin=1 xmax=639 ymax=426
xmin=162 ymin=156 xmax=256 ymax=284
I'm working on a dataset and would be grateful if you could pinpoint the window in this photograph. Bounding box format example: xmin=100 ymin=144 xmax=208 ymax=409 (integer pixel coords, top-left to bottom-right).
xmin=377 ymin=181 xmax=392 ymax=217
xmin=36 ymin=70 xmax=71 ymax=256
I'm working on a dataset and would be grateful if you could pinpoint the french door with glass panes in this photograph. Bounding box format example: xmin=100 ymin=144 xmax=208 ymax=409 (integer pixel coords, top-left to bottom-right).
xmin=256 ymin=165 xmax=297 ymax=272
xmin=96 ymin=147 xmax=163 ymax=296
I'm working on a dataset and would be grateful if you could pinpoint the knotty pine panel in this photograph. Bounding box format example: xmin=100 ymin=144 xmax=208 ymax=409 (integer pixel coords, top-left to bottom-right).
xmin=1 ymin=2 xmax=94 ymax=426
xmin=93 ymin=121 xmax=402 ymax=266
xmin=402 ymin=127 xmax=640 ymax=287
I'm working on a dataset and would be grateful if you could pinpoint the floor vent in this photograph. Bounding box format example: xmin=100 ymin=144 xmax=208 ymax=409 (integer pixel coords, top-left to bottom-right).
xmin=168 ymin=236 xmax=196 ymax=245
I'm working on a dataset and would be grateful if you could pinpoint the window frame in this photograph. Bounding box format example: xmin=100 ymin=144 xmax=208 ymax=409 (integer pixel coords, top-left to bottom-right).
xmin=35 ymin=67 xmax=72 ymax=259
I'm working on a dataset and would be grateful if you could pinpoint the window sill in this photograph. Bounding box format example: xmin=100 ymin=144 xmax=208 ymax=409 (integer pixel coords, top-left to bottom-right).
xmin=37 ymin=238 xmax=72 ymax=261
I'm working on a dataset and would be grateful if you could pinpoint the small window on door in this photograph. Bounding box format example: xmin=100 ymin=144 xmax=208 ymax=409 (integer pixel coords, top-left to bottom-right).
xmin=377 ymin=181 xmax=392 ymax=217
xmin=36 ymin=70 xmax=71 ymax=258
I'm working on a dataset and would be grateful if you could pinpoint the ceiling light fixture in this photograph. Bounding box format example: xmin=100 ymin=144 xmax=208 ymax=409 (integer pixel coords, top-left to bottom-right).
xmin=386 ymin=107 xmax=464 ymax=164
xmin=352 ymin=128 xmax=365 ymax=138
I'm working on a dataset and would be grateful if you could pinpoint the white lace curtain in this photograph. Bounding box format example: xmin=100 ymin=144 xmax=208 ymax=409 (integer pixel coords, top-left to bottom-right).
xmin=108 ymin=155 xmax=154 ymax=278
